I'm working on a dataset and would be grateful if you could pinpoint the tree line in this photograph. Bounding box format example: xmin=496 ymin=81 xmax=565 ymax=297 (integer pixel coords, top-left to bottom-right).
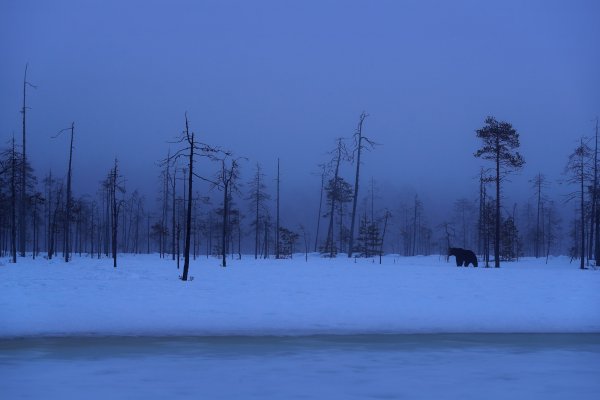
xmin=1 ymin=66 xmax=598 ymax=274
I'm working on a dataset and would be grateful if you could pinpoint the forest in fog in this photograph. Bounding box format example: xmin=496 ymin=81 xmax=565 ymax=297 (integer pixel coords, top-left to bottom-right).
xmin=1 ymin=65 xmax=598 ymax=271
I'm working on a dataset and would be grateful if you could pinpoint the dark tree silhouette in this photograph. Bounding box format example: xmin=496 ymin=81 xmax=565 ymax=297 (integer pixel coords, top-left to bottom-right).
xmin=530 ymin=173 xmax=548 ymax=258
xmin=591 ymin=118 xmax=599 ymax=263
xmin=379 ymin=209 xmax=391 ymax=264
xmin=43 ymin=171 xmax=55 ymax=258
xmin=275 ymin=158 xmax=281 ymax=259
xmin=247 ymin=163 xmax=270 ymax=259
xmin=348 ymin=112 xmax=376 ymax=258
xmin=106 ymin=159 xmax=125 ymax=268
xmin=163 ymin=114 xmax=221 ymax=280
xmin=474 ymin=116 xmax=525 ymax=268
xmin=215 ymin=156 xmax=241 ymax=267
xmin=0 ymin=138 xmax=21 ymax=262
xmin=356 ymin=212 xmax=381 ymax=258
xmin=322 ymin=175 xmax=353 ymax=256
xmin=501 ymin=214 xmax=519 ymax=261
xmin=10 ymin=138 xmax=18 ymax=263
xmin=313 ymin=163 xmax=327 ymax=252
xmin=30 ymin=192 xmax=44 ymax=259
xmin=565 ymin=138 xmax=592 ymax=270
xmin=53 ymin=123 xmax=75 ymax=262
xmin=477 ymin=168 xmax=495 ymax=265
xmin=278 ymin=226 xmax=299 ymax=258
xmin=323 ymin=138 xmax=349 ymax=257
xmin=47 ymin=179 xmax=63 ymax=260
xmin=20 ymin=64 xmax=36 ymax=257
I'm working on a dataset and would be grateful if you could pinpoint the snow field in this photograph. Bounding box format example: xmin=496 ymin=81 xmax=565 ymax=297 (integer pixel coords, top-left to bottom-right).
xmin=1 ymin=254 xmax=599 ymax=336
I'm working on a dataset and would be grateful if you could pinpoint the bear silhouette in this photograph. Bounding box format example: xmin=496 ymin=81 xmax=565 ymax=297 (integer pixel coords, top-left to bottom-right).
xmin=448 ymin=247 xmax=478 ymax=267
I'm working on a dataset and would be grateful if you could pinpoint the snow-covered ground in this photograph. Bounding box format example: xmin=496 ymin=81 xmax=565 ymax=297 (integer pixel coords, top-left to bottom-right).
xmin=1 ymin=254 xmax=599 ymax=336
xmin=2 ymin=255 xmax=599 ymax=399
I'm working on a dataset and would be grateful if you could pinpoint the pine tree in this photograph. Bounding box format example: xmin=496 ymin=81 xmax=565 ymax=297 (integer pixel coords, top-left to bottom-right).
xmin=321 ymin=175 xmax=352 ymax=256
xmin=474 ymin=116 xmax=525 ymax=268
xmin=500 ymin=215 xmax=519 ymax=261
xmin=278 ymin=226 xmax=299 ymax=258
xmin=356 ymin=213 xmax=382 ymax=258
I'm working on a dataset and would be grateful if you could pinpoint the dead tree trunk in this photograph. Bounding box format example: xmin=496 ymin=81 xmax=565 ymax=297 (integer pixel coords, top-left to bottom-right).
xmin=20 ymin=64 xmax=35 ymax=257
xmin=275 ymin=158 xmax=280 ymax=259
xmin=314 ymin=165 xmax=325 ymax=252
xmin=65 ymin=122 xmax=74 ymax=262
xmin=10 ymin=138 xmax=17 ymax=263
xmin=595 ymin=118 xmax=600 ymax=264
xmin=222 ymin=162 xmax=229 ymax=267
xmin=325 ymin=139 xmax=344 ymax=257
xmin=218 ymin=158 xmax=240 ymax=267
xmin=348 ymin=112 xmax=373 ymax=258
xmin=182 ymin=117 xmax=194 ymax=280
xmin=109 ymin=159 xmax=122 ymax=268
xmin=590 ymin=125 xmax=598 ymax=263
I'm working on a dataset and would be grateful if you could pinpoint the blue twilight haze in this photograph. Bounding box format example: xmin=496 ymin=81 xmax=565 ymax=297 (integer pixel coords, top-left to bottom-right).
xmin=1 ymin=0 xmax=599 ymax=224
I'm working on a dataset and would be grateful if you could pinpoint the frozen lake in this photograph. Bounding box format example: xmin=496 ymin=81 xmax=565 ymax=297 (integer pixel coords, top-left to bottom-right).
xmin=1 ymin=334 xmax=599 ymax=399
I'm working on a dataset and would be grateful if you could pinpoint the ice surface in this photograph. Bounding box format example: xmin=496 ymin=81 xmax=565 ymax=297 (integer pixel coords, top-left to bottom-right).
xmin=1 ymin=334 xmax=599 ymax=400
xmin=1 ymin=254 xmax=599 ymax=336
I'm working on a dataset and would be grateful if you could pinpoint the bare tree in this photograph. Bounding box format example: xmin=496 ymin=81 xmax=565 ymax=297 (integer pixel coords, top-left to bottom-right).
xmin=530 ymin=173 xmax=548 ymax=258
xmin=162 ymin=113 xmax=221 ymax=281
xmin=20 ymin=64 xmax=36 ymax=257
xmin=48 ymin=182 xmax=63 ymax=260
xmin=477 ymin=168 xmax=495 ymax=264
xmin=592 ymin=118 xmax=599 ymax=264
xmin=323 ymin=138 xmax=349 ymax=257
xmin=348 ymin=112 xmax=376 ymax=258
xmin=313 ymin=163 xmax=327 ymax=252
xmin=10 ymin=138 xmax=18 ymax=263
xmin=31 ymin=192 xmax=44 ymax=259
xmin=275 ymin=158 xmax=281 ymax=259
xmin=565 ymin=138 xmax=592 ymax=270
xmin=53 ymin=123 xmax=75 ymax=262
xmin=247 ymin=163 xmax=270 ymax=259
xmin=379 ymin=209 xmax=391 ymax=264
xmin=106 ymin=159 xmax=125 ymax=268
xmin=171 ymin=165 xmax=177 ymax=261
xmin=43 ymin=171 xmax=55 ymax=257
xmin=412 ymin=195 xmax=421 ymax=256
xmin=214 ymin=156 xmax=241 ymax=267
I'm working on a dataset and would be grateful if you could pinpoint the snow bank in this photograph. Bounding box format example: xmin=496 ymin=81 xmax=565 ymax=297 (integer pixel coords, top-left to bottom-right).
xmin=1 ymin=254 xmax=599 ymax=336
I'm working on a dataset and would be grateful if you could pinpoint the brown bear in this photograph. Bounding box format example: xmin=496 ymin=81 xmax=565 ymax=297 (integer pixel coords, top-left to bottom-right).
xmin=448 ymin=247 xmax=478 ymax=267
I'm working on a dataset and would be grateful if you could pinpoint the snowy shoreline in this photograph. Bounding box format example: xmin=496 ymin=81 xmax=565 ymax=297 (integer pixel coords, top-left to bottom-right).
xmin=1 ymin=254 xmax=599 ymax=337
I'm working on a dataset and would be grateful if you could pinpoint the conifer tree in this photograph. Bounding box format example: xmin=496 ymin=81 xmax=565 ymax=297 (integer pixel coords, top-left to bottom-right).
xmin=474 ymin=116 xmax=525 ymax=268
